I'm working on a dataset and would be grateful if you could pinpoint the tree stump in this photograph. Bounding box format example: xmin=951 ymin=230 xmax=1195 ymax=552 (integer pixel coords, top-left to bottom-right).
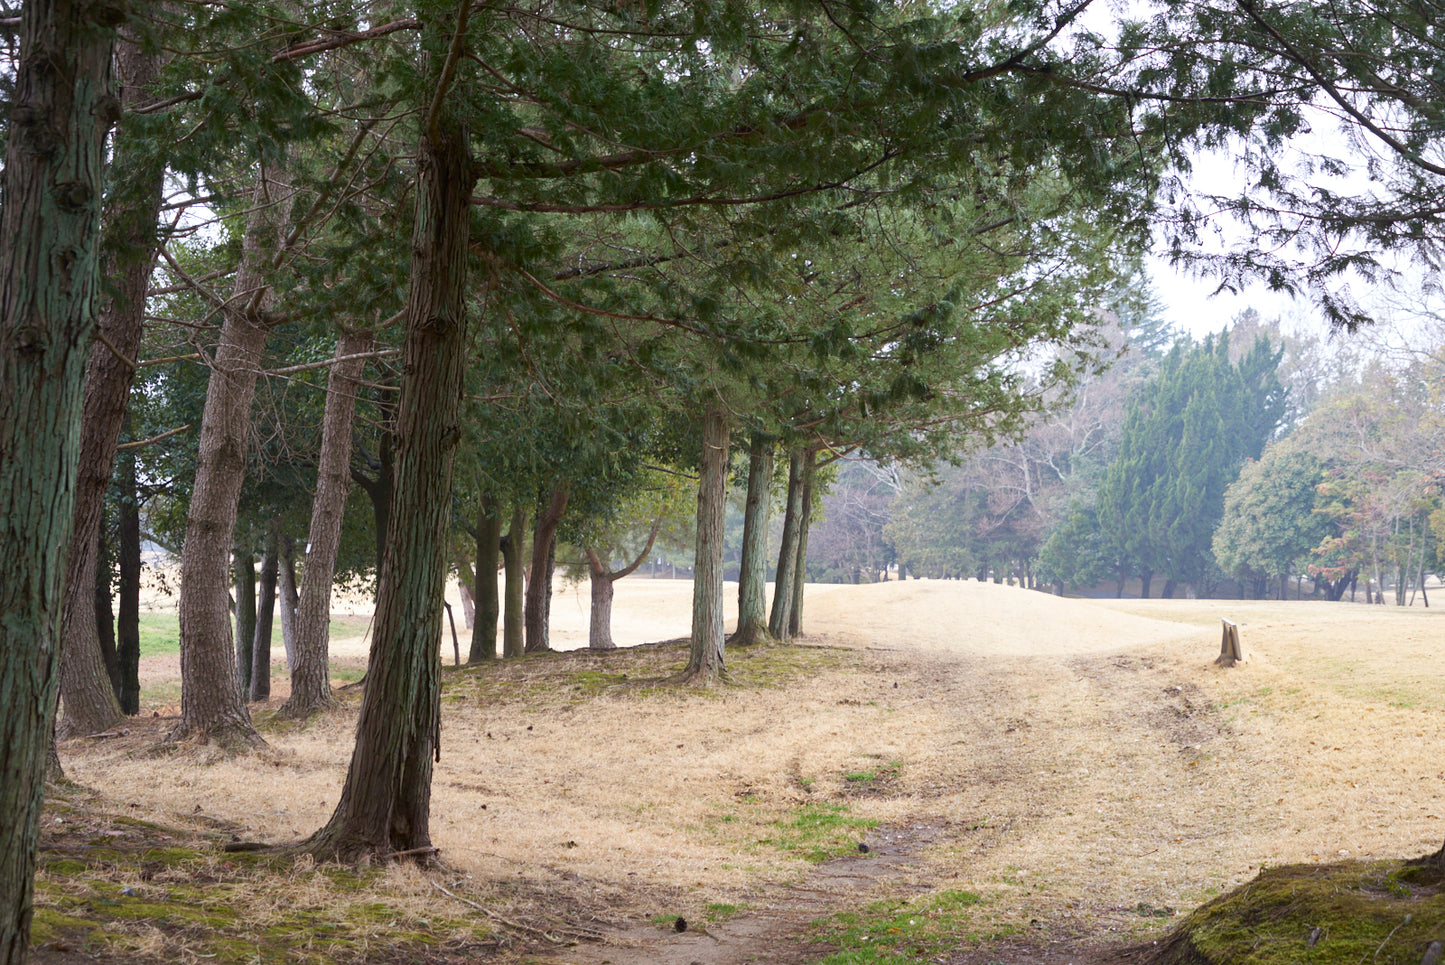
xmin=1215 ymin=619 xmax=1248 ymax=667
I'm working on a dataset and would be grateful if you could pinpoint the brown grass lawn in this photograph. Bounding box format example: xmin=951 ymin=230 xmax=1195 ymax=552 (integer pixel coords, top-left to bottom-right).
xmin=48 ymin=578 xmax=1445 ymax=964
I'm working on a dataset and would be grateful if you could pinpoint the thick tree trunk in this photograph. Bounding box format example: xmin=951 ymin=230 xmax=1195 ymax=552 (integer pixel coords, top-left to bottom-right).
xmin=354 ymin=424 xmax=394 ymax=572
xmin=251 ymin=537 xmax=279 ymax=703
xmin=1161 ymin=578 xmax=1177 ymax=599
xmin=732 ymin=432 xmax=774 ymax=647
xmin=468 ymin=495 xmax=501 ymax=662
xmin=682 ymin=402 xmax=730 ymax=684
xmin=586 ymin=552 xmax=617 ymax=651
xmin=116 ymin=453 xmax=142 ymax=715
xmin=281 ymin=328 xmax=370 ymax=717
xmin=525 ymin=485 xmax=569 ymax=653
xmin=1139 ymin=570 xmax=1153 ymax=599
xmin=306 ymin=118 xmax=474 ymax=862
xmin=172 ymin=172 xmax=291 ymax=747
xmin=502 ymin=504 xmax=526 ymax=658
xmin=789 ymin=450 xmax=815 ymax=638
xmin=56 ymin=30 xmax=165 ymax=744
xmin=0 ymin=0 xmax=115 ymax=955
xmin=769 ymin=448 xmax=806 ymax=639
xmin=234 ymin=550 xmax=257 ymax=695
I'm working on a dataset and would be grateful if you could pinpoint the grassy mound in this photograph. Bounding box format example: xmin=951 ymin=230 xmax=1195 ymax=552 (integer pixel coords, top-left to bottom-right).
xmin=1151 ymin=847 xmax=1445 ymax=965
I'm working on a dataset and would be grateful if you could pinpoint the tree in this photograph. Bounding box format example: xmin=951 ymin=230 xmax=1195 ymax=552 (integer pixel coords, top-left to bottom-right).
xmin=1036 ymin=500 xmax=1113 ymax=595
xmin=0 ymin=0 xmax=118 ymax=956
xmin=1213 ymin=447 xmax=1329 ymax=599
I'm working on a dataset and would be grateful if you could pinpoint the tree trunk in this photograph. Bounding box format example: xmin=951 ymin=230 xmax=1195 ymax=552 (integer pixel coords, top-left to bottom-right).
xmin=93 ymin=522 xmax=121 ymax=698
xmin=586 ymin=551 xmax=617 ymax=651
xmin=468 ymin=495 xmax=501 ymax=662
xmin=55 ymin=29 xmax=165 ymax=745
xmin=525 ymin=484 xmax=569 ymax=653
xmin=789 ymin=449 xmax=815 ymax=638
xmin=234 ymin=549 xmax=256 ymax=695
xmin=732 ymin=432 xmax=774 ymax=647
xmin=278 ymin=535 xmax=298 ymax=672
xmin=306 ymin=116 xmax=474 ymax=862
xmin=1139 ymin=570 xmax=1153 ymax=599
xmin=0 ymin=0 xmax=116 ymax=954
xmin=682 ymin=402 xmax=730 ymax=684
xmin=251 ymin=535 xmax=278 ymax=703
xmin=280 ymin=329 xmax=369 ymax=716
xmin=502 ymin=504 xmax=527 ymax=658
xmin=454 ymin=557 xmax=475 ymax=628
xmin=116 ymin=450 xmax=142 ymax=716
xmin=769 ymin=448 xmax=806 ymax=639
xmin=172 ymin=171 xmax=291 ymax=747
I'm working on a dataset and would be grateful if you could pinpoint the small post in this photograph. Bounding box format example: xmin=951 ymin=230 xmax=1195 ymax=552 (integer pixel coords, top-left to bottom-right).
xmin=1215 ymin=618 xmax=1248 ymax=667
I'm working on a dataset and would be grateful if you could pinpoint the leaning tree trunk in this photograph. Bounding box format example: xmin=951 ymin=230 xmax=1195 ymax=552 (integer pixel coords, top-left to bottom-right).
xmin=681 ymin=402 xmax=730 ymax=684
xmin=0 ymin=0 xmax=116 ymax=956
xmin=789 ymin=449 xmax=815 ymax=638
xmin=55 ymin=32 xmax=167 ymax=741
xmin=525 ymin=484 xmax=569 ymax=653
xmin=172 ymin=171 xmax=291 ymax=747
xmin=732 ymin=432 xmax=774 ymax=647
xmin=305 ymin=116 xmax=474 ymax=862
xmin=769 ymin=448 xmax=806 ymax=640
xmin=468 ymin=494 xmax=501 ymax=662
xmin=281 ymin=327 xmax=370 ymax=717
xmin=502 ymin=504 xmax=527 ymax=658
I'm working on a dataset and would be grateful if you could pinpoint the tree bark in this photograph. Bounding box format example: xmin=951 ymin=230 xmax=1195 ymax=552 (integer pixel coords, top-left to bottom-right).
xmin=234 ymin=549 xmax=256 ymax=695
xmin=93 ymin=524 xmax=121 ymax=697
xmin=251 ymin=534 xmax=278 ymax=703
xmin=278 ymin=535 xmax=298 ymax=672
xmin=281 ymin=328 xmax=370 ymax=717
xmin=731 ymin=432 xmax=774 ymax=647
xmin=789 ymin=449 xmax=815 ymax=638
xmin=0 ymin=0 xmax=116 ymax=954
xmin=502 ymin=504 xmax=527 ymax=658
xmin=681 ymin=402 xmax=730 ymax=684
xmin=468 ymin=494 xmax=501 ymax=662
xmin=172 ymin=170 xmax=291 ymax=747
xmin=525 ymin=484 xmax=570 ymax=653
xmin=769 ymin=448 xmax=806 ymax=639
xmin=306 ymin=116 xmax=474 ymax=862
xmin=55 ymin=30 xmax=165 ymax=743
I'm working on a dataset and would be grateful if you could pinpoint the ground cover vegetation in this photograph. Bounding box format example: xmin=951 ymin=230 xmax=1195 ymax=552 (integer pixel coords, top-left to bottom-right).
xmin=4 ymin=0 xmax=1445 ymax=962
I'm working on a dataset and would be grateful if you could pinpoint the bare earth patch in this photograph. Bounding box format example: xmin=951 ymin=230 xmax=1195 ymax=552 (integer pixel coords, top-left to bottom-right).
xmin=52 ymin=578 xmax=1445 ymax=964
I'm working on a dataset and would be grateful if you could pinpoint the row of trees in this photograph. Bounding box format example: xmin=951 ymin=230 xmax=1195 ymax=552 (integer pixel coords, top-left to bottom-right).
xmin=8 ymin=0 xmax=1445 ymax=962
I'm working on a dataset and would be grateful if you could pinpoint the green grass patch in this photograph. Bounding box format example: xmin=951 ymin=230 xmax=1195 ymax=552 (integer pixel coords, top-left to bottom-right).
xmin=813 ymin=890 xmax=993 ymax=964
xmin=134 ymin=614 xmax=372 ymax=659
xmin=762 ymin=803 xmax=877 ymax=863
xmin=1154 ymin=857 xmax=1445 ymax=965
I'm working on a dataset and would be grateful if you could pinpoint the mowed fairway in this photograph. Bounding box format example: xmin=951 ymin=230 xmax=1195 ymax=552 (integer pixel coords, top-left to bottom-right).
xmin=60 ymin=579 xmax=1445 ymax=957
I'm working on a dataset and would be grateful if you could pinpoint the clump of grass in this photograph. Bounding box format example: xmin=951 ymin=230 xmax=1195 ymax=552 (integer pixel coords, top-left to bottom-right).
xmin=762 ymin=803 xmax=877 ymax=864
xmin=812 ymin=889 xmax=997 ymax=964
xmin=1152 ymin=857 xmax=1445 ymax=965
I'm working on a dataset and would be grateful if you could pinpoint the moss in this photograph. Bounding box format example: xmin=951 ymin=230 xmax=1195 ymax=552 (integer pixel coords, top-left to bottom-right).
xmin=29 ymin=908 xmax=104 ymax=946
xmin=1152 ymin=860 xmax=1445 ymax=965
xmin=41 ymin=858 xmax=89 ymax=876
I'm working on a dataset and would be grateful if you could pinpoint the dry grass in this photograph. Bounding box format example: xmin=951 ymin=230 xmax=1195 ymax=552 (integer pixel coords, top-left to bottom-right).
xmin=56 ymin=578 xmax=1445 ymax=957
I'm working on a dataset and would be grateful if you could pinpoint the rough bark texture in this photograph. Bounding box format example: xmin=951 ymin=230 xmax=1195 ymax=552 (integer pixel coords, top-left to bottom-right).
xmin=281 ymin=328 xmax=370 ymax=717
xmin=251 ymin=537 xmax=278 ymax=703
xmin=172 ymin=172 xmax=290 ymax=747
xmin=525 ymin=485 xmax=569 ymax=653
xmin=233 ymin=550 xmax=256 ymax=695
xmin=55 ymin=31 xmax=165 ymax=742
xmin=306 ymin=118 xmax=474 ymax=861
xmin=769 ymin=448 xmax=806 ymax=640
xmin=502 ymin=504 xmax=527 ymax=658
xmin=789 ymin=449 xmax=815 ymax=638
xmin=278 ymin=535 xmax=298 ymax=671
xmin=682 ymin=402 xmax=730 ymax=684
xmin=732 ymin=432 xmax=774 ymax=647
xmin=468 ymin=495 xmax=501 ymax=662
xmin=0 ymin=0 xmax=116 ymax=956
